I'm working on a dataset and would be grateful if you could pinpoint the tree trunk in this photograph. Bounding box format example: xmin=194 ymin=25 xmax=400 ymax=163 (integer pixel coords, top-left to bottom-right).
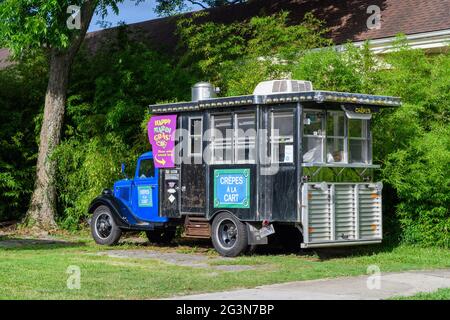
xmin=24 ymin=0 xmax=99 ymax=231
xmin=24 ymin=51 xmax=72 ymax=230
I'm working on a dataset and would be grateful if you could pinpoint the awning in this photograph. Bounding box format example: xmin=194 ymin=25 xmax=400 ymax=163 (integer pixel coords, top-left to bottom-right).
xmin=342 ymin=106 xmax=373 ymax=120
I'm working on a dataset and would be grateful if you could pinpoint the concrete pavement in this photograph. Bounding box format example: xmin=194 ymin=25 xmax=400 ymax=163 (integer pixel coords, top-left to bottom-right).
xmin=169 ymin=269 xmax=450 ymax=300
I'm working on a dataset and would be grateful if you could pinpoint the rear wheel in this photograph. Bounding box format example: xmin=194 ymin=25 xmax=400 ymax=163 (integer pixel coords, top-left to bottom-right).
xmin=91 ymin=205 xmax=122 ymax=245
xmin=146 ymin=228 xmax=176 ymax=244
xmin=211 ymin=212 xmax=248 ymax=257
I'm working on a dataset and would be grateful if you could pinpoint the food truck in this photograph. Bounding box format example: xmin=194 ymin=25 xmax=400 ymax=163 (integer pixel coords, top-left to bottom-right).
xmin=88 ymin=80 xmax=401 ymax=256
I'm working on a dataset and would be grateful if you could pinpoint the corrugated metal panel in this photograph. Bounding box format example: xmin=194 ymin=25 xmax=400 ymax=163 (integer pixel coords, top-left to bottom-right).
xmin=302 ymin=182 xmax=382 ymax=247
xmin=358 ymin=186 xmax=382 ymax=239
xmin=334 ymin=185 xmax=356 ymax=240
xmin=307 ymin=187 xmax=331 ymax=243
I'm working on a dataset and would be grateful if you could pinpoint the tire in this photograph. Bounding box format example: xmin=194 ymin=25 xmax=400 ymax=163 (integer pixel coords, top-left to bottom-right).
xmin=146 ymin=228 xmax=176 ymax=244
xmin=211 ymin=212 xmax=248 ymax=257
xmin=91 ymin=205 xmax=122 ymax=245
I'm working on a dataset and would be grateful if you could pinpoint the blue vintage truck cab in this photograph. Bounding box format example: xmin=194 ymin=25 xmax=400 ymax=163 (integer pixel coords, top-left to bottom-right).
xmin=88 ymin=152 xmax=176 ymax=245
xmin=89 ymin=80 xmax=400 ymax=256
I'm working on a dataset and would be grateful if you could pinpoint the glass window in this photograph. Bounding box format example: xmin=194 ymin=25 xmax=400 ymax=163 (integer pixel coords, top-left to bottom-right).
xmin=211 ymin=114 xmax=233 ymax=164
xmin=138 ymin=159 xmax=155 ymax=179
xmin=349 ymin=119 xmax=369 ymax=163
xmin=326 ymin=112 xmax=345 ymax=137
xmin=235 ymin=113 xmax=256 ymax=163
xmin=271 ymin=110 xmax=294 ymax=163
xmin=326 ymin=137 xmax=345 ymax=163
xmin=303 ymin=111 xmax=325 ymax=163
xmin=302 ymin=109 xmax=372 ymax=165
xmin=326 ymin=111 xmax=345 ymax=163
xmin=188 ymin=118 xmax=202 ymax=156
xmin=348 ymin=118 xmax=364 ymax=138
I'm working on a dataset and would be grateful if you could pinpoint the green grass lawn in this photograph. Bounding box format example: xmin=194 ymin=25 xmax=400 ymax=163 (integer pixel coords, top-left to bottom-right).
xmin=1 ymin=233 xmax=450 ymax=299
xmin=393 ymin=288 xmax=450 ymax=300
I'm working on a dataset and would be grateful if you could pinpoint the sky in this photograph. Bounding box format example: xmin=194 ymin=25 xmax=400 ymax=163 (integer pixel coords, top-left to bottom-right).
xmin=88 ymin=0 xmax=200 ymax=32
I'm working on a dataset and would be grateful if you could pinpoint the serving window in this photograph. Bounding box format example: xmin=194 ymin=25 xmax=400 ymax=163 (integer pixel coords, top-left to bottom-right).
xmin=302 ymin=110 xmax=371 ymax=165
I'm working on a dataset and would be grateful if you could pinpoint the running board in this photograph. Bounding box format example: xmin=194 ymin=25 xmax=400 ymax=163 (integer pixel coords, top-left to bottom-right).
xmin=183 ymin=216 xmax=211 ymax=239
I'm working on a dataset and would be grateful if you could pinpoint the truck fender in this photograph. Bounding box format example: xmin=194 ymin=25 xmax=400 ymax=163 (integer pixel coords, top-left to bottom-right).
xmin=88 ymin=193 xmax=131 ymax=229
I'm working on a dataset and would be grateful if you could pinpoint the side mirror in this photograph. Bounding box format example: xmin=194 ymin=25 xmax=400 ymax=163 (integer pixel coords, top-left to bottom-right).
xmin=121 ymin=163 xmax=128 ymax=179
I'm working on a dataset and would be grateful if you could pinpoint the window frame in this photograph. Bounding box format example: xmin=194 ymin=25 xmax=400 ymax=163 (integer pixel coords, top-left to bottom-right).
xmin=302 ymin=109 xmax=326 ymax=164
xmin=348 ymin=118 xmax=371 ymax=164
xmin=302 ymin=109 xmax=372 ymax=165
xmin=234 ymin=112 xmax=256 ymax=164
xmin=137 ymin=158 xmax=155 ymax=179
xmin=210 ymin=111 xmax=257 ymax=165
xmin=211 ymin=113 xmax=233 ymax=164
xmin=187 ymin=116 xmax=203 ymax=157
xmin=270 ymin=109 xmax=295 ymax=164
xmin=326 ymin=111 xmax=348 ymax=163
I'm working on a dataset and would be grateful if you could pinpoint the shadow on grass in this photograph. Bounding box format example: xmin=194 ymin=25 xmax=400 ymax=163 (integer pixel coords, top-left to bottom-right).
xmin=0 ymin=236 xmax=86 ymax=250
xmin=115 ymin=232 xmax=402 ymax=260
xmin=243 ymin=236 xmax=401 ymax=260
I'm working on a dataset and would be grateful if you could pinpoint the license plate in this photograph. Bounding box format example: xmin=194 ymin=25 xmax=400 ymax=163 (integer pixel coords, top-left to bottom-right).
xmin=259 ymin=224 xmax=275 ymax=238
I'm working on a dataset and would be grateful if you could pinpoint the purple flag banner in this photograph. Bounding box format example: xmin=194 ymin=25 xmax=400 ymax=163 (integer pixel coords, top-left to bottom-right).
xmin=148 ymin=115 xmax=177 ymax=168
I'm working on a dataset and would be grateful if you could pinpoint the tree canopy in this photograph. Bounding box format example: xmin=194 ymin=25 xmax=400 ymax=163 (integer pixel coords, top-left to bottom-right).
xmin=0 ymin=1 xmax=125 ymax=55
xmin=155 ymin=0 xmax=245 ymax=16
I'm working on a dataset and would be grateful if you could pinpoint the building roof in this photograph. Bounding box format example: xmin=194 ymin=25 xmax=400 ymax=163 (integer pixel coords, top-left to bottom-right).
xmin=2 ymin=0 xmax=449 ymax=66
xmin=84 ymin=0 xmax=450 ymax=53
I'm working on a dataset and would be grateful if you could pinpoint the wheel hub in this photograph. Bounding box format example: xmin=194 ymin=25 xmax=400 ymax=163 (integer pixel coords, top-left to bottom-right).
xmin=218 ymin=219 xmax=238 ymax=248
xmin=96 ymin=213 xmax=112 ymax=239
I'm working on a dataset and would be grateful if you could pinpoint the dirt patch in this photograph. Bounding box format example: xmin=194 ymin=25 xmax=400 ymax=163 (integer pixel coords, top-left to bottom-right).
xmin=97 ymin=249 xmax=259 ymax=272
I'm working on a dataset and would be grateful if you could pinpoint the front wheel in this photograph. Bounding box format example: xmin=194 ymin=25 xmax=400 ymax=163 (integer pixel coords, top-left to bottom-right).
xmin=91 ymin=205 xmax=122 ymax=245
xmin=211 ymin=212 xmax=248 ymax=257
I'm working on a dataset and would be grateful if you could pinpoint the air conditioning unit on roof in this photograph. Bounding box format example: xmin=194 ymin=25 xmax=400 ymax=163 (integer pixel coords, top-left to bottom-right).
xmin=253 ymin=80 xmax=313 ymax=95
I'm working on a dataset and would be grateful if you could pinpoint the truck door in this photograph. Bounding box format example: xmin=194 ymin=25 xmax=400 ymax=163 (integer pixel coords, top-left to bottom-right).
xmin=131 ymin=157 xmax=163 ymax=222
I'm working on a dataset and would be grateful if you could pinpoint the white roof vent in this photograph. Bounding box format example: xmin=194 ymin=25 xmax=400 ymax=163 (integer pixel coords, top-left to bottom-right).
xmin=253 ymin=80 xmax=313 ymax=95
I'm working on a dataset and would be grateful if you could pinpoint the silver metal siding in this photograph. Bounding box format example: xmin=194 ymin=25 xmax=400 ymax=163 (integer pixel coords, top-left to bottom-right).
xmin=301 ymin=182 xmax=382 ymax=247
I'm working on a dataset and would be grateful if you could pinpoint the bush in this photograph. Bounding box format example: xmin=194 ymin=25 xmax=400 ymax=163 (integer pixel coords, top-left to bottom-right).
xmin=384 ymin=125 xmax=450 ymax=247
xmin=0 ymin=54 xmax=47 ymax=221
xmin=53 ymin=135 xmax=130 ymax=229
xmin=291 ymin=41 xmax=450 ymax=247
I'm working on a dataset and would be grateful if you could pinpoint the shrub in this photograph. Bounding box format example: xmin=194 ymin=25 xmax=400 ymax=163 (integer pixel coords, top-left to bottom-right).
xmin=292 ymin=41 xmax=450 ymax=246
xmin=383 ymin=125 xmax=450 ymax=247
